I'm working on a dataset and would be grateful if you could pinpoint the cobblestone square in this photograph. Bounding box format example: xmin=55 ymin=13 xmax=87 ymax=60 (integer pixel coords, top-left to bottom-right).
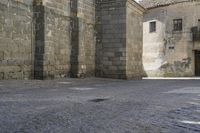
xmin=0 ymin=78 xmax=200 ymax=133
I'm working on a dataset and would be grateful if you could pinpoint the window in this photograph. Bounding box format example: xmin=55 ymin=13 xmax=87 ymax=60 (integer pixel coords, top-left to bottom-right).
xmin=169 ymin=46 xmax=174 ymax=50
xmin=149 ymin=21 xmax=156 ymax=33
xmin=173 ymin=19 xmax=182 ymax=31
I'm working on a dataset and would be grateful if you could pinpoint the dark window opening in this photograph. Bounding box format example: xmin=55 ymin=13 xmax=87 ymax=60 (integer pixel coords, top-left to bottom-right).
xmin=169 ymin=46 xmax=175 ymax=50
xmin=149 ymin=21 xmax=156 ymax=33
xmin=173 ymin=19 xmax=182 ymax=31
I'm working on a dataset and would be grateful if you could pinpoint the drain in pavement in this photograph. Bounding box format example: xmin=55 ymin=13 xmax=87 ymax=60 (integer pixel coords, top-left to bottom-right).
xmin=89 ymin=98 xmax=109 ymax=103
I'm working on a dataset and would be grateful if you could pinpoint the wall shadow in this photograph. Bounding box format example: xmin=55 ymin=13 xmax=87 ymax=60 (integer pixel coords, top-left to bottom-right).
xmin=70 ymin=0 xmax=80 ymax=78
xmin=33 ymin=2 xmax=45 ymax=80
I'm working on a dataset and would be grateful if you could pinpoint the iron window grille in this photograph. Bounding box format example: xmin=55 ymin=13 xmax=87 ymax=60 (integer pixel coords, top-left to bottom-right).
xmin=173 ymin=19 xmax=182 ymax=31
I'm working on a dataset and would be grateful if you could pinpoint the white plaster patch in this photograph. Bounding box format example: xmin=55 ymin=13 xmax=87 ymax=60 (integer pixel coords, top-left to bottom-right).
xmin=143 ymin=59 xmax=163 ymax=70
xmin=165 ymin=87 xmax=200 ymax=94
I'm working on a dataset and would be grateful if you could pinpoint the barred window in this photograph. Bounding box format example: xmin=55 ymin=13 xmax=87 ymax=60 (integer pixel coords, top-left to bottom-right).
xmin=173 ymin=19 xmax=182 ymax=31
xmin=149 ymin=21 xmax=156 ymax=33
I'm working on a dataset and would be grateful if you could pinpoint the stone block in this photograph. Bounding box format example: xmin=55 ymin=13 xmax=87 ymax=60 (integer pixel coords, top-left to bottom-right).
xmin=0 ymin=51 xmax=4 ymax=60
xmin=0 ymin=72 xmax=4 ymax=79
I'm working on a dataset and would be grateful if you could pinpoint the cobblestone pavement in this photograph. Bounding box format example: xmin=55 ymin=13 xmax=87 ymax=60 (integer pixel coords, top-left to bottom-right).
xmin=0 ymin=78 xmax=200 ymax=133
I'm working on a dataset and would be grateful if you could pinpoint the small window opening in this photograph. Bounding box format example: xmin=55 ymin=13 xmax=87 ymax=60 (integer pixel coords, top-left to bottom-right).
xmin=173 ymin=19 xmax=182 ymax=31
xmin=149 ymin=21 xmax=156 ymax=33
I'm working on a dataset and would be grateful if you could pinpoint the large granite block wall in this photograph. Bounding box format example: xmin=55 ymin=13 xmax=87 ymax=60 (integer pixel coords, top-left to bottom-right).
xmin=34 ymin=0 xmax=96 ymax=79
xmin=126 ymin=0 xmax=145 ymax=79
xmin=0 ymin=0 xmax=33 ymax=79
xmin=70 ymin=0 xmax=96 ymax=78
xmin=0 ymin=0 xmax=144 ymax=80
xmin=96 ymin=0 xmax=127 ymax=79
xmin=96 ymin=0 xmax=144 ymax=79
xmin=34 ymin=0 xmax=71 ymax=79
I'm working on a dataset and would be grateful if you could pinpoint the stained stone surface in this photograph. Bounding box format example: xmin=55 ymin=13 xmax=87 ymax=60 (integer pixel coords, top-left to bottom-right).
xmin=0 ymin=0 xmax=144 ymax=80
xmin=0 ymin=0 xmax=33 ymax=80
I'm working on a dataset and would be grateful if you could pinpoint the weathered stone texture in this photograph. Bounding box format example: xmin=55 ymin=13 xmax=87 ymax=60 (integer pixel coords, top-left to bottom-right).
xmin=35 ymin=0 xmax=71 ymax=79
xmin=126 ymin=0 xmax=144 ymax=79
xmin=0 ymin=0 xmax=144 ymax=80
xmin=70 ymin=0 xmax=96 ymax=78
xmin=96 ymin=0 xmax=144 ymax=79
xmin=0 ymin=0 xmax=33 ymax=79
xmin=34 ymin=0 xmax=95 ymax=79
xmin=96 ymin=0 xmax=127 ymax=79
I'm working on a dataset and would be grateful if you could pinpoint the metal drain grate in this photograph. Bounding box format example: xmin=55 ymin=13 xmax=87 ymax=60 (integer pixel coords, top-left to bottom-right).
xmin=89 ymin=98 xmax=109 ymax=103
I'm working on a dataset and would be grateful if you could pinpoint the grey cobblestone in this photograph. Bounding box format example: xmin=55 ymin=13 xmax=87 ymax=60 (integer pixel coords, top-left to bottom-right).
xmin=0 ymin=79 xmax=200 ymax=132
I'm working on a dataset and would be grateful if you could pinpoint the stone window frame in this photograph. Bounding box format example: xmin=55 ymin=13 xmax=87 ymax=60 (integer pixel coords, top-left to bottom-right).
xmin=149 ymin=21 xmax=156 ymax=33
xmin=173 ymin=19 xmax=182 ymax=31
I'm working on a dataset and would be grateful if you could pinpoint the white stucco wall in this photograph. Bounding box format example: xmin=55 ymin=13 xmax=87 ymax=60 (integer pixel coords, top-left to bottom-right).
xmin=143 ymin=1 xmax=200 ymax=77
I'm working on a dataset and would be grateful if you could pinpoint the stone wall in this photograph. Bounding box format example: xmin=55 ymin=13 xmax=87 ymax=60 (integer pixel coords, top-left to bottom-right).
xmin=34 ymin=0 xmax=96 ymax=79
xmin=143 ymin=7 xmax=166 ymax=77
xmin=96 ymin=0 xmax=144 ymax=79
xmin=143 ymin=1 xmax=200 ymax=77
xmin=126 ymin=0 xmax=144 ymax=79
xmin=34 ymin=0 xmax=71 ymax=79
xmin=70 ymin=0 xmax=96 ymax=78
xmin=0 ymin=0 xmax=144 ymax=80
xmin=0 ymin=0 xmax=33 ymax=79
xmin=96 ymin=0 xmax=127 ymax=79
xmin=0 ymin=0 xmax=96 ymax=80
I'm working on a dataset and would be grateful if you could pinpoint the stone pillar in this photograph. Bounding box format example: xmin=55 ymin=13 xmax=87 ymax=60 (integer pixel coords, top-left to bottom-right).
xmin=70 ymin=0 xmax=96 ymax=78
xmin=126 ymin=0 xmax=145 ymax=79
xmin=33 ymin=1 xmax=45 ymax=79
xmin=33 ymin=0 xmax=71 ymax=79
xmin=70 ymin=0 xmax=84 ymax=78
xmin=96 ymin=0 xmax=144 ymax=79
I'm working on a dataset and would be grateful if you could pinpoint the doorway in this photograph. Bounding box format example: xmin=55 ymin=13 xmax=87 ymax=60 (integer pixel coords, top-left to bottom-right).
xmin=195 ymin=50 xmax=200 ymax=76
